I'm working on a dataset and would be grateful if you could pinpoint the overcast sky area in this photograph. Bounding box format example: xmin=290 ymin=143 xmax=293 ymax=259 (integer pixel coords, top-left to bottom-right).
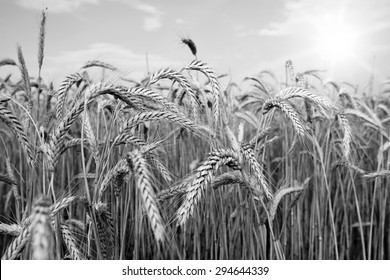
xmin=1 ymin=0 xmax=390 ymax=89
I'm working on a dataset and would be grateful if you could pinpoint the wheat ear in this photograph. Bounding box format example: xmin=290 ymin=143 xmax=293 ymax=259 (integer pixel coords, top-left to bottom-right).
xmin=176 ymin=148 xmax=241 ymax=227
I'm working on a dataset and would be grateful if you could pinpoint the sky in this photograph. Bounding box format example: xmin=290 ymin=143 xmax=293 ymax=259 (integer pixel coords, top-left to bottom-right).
xmin=1 ymin=0 xmax=390 ymax=89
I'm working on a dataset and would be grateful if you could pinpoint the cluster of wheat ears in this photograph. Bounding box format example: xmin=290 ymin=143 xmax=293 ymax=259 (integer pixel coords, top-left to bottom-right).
xmin=0 ymin=10 xmax=389 ymax=260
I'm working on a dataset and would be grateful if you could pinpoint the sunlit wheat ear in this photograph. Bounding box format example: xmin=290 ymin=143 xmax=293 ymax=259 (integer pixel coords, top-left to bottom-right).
xmin=176 ymin=148 xmax=242 ymax=227
xmin=269 ymin=178 xmax=310 ymax=222
xmin=148 ymin=68 xmax=200 ymax=119
xmin=94 ymin=203 xmax=115 ymax=260
xmin=336 ymin=113 xmax=352 ymax=160
xmin=0 ymin=105 xmax=35 ymax=167
xmin=0 ymin=223 xmax=22 ymax=236
xmin=113 ymin=111 xmax=208 ymax=146
xmin=241 ymin=145 xmax=273 ymax=200
xmin=30 ymin=196 xmax=55 ymax=260
xmin=184 ymin=60 xmax=221 ymax=126
xmin=60 ymin=224 xmax=84 ymax=260
xmin=47 ymin=100 xmax=86 ymax=172
xmin=126 ymin=85 xmax=183 ymax=115
xmin=38 ymin=8 xmax=47 ymax=74
xmin=156 ymin=173 xmax=195 ymax=201
xmin=248 ymin=126 xmax=271 ymax=149
xmin=50 ymin=196 xmax=78 ymax=217
xmin=181 ymin=38 xmax=197 ymax=57
xmin=56 ymin=72 xmax=87 ymax=120
xmin=127 ymin=150 xmax=165 ymax=242
xmin=1 ymin=223 xmax=31 ymax=260
xmin=17 ymin=45 xmax=33 ymax=114
xmin=279 ymin=86 xmax=338 ymax=113
xmin=81 ymin=60 xmax=117 ymax=71
xmin=82 ymin=111 xmax=99 ymax=165
xmin=263 ymin=98 xmax=309 ymax=138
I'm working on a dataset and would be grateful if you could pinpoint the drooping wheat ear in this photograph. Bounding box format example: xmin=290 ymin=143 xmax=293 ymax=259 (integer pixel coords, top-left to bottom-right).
xmin=344 ymin=108 xmax=383 ymax=131
xmin=337 ymin=113 xmax=352 ymax=160
xmin=5 ymin=157 xmax=20 ymax=202
xmin=47 ymin=100 xmax=85 ymax=172
xmin=181 ymin=38 xmax=197 ymax=56
xmin=0 ymin=105 xmax=35 ymax=167
xmin=248 ymin=126 xmax=271 ymax=149
xmin=279 ymin=87 xmax=338 ymax=113
xmin=331 ymin=160 xmax=365 ymax=174
xmin=56 ymin=72 xmax=87 ymax=120
xmin=241 ymin=146 xmax=273 ymax=200
xmin=88 ymin=82 xmax=147 ymax=109
xmin=99 ymin=158 xmax=130 ymax=200
xmin=363 ymin=170 xmax=390 ymax=179
xmin=225 ymin=124 xmax=241 ymax=153
xmin=213 ymin=170 xmax=263 ymax=200
xmin=94 ymin=203 xmax=115 ymax=260
xmin=50 ymin=196 xmax=78 ymax=217
xmin=147 ymin=153 xmax=174 ymax=184
xmin=57 ymin=138 xmax=89 ymax=156
xmin=184 ymin=60 xmax=221 ymax=125
xmin=1 ymin=224 xmax=31 ymax=260
xmin=285 ymin=60 xmax=295 ymax=83
xmin=17 ymin=44 xmax=33 ymax=114
xmin=82 ymin=111 xmax=99 ymax=164
xmin=269 ymin=178 xmax=310 ymax=222
xmin=0 ymin=58 xmax=17 ymax=67
xmin=211 ymin=171 xmax=246 ymax=189
xmin=157 ymin=173 xmax=195 ymax=201
xmin=127 ymin=150 xmax=165 ymax=242
xmin=339 ymin=88 xmax=357 ymax=109
xmin=0 ymin=223 xmax=22 ymax=236
xmin=38 ymin=8 xmax=47 ymax=73
xmin=30 ymin=196 xmax=55 ymax=260
xmin=81 ymin=60 xmax=117 ymax=71
xmin=127 ymin=86 xmax=183 ymax=115
xmin=60 ymin=224 xmax=84 ymax=260
xmin=305 ymin=98 xmax=313 ymax=124
xmin=176 ymin=148 xmax=242 ymax=227
xmin=113 ymin=111 xmax=205 ymax=146
xmin=263 ymin=98 xmax=309 ymax=138
xmin=148 ymin=67 xmax=200 ymax=119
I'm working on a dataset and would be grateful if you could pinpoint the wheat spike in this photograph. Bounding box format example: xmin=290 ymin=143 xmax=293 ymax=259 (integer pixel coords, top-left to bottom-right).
xmin=0 ymin=104 xmax=36 ymax=167
xmin=176 ymin=148 xmax=241 ymax=227
xmin=128 ymin=150 xmax=165 ymax=242
xmin=184 ymin=60 xmax=221 ymax=125
xmin=60 ymin=224 xmax=84 ymax=260
xmin=30 ymin=196 xmax=55 ymax=260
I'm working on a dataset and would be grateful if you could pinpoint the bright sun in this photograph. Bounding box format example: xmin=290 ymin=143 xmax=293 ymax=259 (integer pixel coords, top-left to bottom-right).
xmin=314 ymin=13 xmax=358 ymax=63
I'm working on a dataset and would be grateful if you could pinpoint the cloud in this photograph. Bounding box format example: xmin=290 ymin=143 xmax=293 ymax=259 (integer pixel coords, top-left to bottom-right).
xmin=143 ymin=16 xmax=162 ymax=31
xmin=43 ymin=43 xmax=179 ymax=82
xmin=16 ymin=0 xmax=98 ymax=13
xmin=115 ymin=0 xmax=164 ymax=31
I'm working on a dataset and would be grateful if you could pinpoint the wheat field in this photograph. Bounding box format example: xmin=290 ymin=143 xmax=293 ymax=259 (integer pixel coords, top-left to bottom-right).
xmin=0 ymin=10 xmax=389 ymax=260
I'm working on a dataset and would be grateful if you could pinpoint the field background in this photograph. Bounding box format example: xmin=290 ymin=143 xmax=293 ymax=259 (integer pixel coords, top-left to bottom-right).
xmin=1 ymin=5 xmax=390 ymax=260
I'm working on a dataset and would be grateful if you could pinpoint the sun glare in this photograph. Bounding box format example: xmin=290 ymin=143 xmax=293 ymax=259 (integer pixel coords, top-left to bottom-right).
xmin=314 ymin=13 xmax=358 ymax=63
